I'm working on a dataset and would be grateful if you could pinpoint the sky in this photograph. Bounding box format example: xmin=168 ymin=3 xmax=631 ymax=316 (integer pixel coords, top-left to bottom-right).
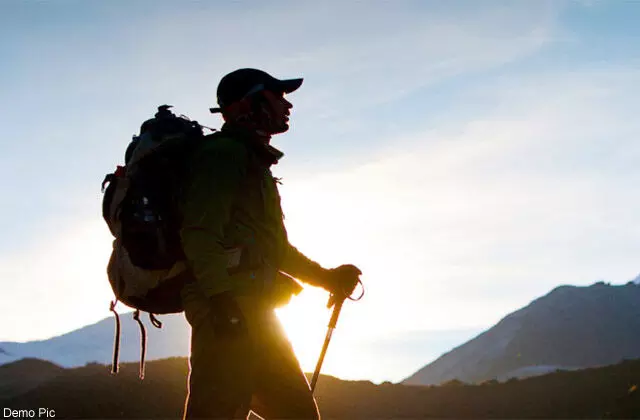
xmin=1 ymin=0 xmax=639 ymax=383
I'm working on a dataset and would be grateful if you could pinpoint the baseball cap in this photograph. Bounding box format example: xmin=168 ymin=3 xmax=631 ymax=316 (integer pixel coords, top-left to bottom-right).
xmin=210 ymin=68 xmax=303 ymax=113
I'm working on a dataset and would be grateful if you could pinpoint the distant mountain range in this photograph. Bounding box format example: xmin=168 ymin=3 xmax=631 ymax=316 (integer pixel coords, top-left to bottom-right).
xmin=404 ymin=280 xmax=640 ymax=385
xmin=0 ymin=312 xmax=190 ymax=368
xmin=3 ymin=277 xmax=640 ymax=388
xmin=0 ymin=312 xmax=475 ymax=382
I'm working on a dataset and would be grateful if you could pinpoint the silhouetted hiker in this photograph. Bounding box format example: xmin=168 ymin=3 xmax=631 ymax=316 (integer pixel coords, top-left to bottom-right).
xmin=178 ymin=68 xmax=362 ymax=419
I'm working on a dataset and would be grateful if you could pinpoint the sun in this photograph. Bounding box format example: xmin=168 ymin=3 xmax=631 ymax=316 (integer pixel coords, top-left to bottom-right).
xmin=275 ymin=287 xmax=336 ymax=374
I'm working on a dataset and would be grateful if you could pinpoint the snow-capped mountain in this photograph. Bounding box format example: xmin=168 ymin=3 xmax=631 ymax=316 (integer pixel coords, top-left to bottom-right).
xmin=403 ymin=281 xmax=640 ymax=385
xmin=0 ymin=312 xmax=190 ymax=368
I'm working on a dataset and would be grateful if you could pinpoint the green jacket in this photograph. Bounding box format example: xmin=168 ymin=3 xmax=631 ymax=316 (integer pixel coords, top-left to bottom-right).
xmin=178 ymin=124 xmax=328 ymax=302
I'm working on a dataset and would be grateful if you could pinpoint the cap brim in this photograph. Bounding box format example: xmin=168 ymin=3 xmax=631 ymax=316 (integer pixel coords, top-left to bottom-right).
xmin=277 ymin=78 xmax=303 ymax=94
xmin=211 ymin=77 xmax=303 ymax=113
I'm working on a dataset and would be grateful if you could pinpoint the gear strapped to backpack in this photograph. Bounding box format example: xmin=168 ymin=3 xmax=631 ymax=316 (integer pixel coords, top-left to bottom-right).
xmin=102 ymin=105 xmax=209 ymax=378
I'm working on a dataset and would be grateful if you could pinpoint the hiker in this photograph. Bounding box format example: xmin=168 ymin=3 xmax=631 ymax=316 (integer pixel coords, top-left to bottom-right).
xmin=179 ymin=68 xmax=362 ymax=419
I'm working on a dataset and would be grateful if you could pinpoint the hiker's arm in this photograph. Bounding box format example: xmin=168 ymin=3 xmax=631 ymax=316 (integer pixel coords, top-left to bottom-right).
xmin=179 ymin=140 xmax=247 ymax=298
xmin=281 ymin=243 xmax=331 ymax=288
xmin=282 ymin=244 xmax=362 ymax=297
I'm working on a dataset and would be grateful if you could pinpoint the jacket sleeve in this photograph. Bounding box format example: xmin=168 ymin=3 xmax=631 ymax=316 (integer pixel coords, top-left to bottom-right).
xmin=179 ymin=139 xmax=247 ymax=298
xmin=280 ymin=243 xmax=331 ymax=289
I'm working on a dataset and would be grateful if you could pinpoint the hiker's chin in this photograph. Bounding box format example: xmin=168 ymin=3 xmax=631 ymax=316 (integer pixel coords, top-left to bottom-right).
xmin=270 ymin=122 xmax=290 ymax=135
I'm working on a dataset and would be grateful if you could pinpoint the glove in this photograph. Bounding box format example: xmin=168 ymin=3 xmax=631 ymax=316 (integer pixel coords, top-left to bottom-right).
xmin=208 ymin=291 xmax=247 ymax=338
xmin=325 ymin=264 xmax=362 ymax=298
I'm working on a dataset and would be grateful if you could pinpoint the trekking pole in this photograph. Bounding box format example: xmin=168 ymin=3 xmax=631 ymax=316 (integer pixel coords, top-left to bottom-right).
xmin=310 ymin=294 xmax=345 ymax=393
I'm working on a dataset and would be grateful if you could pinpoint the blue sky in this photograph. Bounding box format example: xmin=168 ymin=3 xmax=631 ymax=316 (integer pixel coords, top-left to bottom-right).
xmin=1 ymin=0 xmax=639 ymax=382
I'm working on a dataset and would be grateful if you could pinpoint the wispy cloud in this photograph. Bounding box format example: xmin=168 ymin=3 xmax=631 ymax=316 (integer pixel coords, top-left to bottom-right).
xmin=277 ymin=1 xmax=560 ymax=122
xmin=279 ymin=65 xmax=640 ymax=334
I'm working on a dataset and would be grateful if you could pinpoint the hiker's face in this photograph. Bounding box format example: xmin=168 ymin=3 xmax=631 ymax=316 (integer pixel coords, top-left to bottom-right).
xmin=259 ymin=90 xmax=292 ymax=134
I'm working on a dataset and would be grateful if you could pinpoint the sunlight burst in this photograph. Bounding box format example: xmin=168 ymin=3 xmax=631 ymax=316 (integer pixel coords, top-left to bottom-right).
xmin=276 ymin=287 xmax=339 ymax=375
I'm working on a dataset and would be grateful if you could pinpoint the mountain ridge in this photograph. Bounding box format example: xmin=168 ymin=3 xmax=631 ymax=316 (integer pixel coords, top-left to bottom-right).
xmin=404 ymin=281 xmax=640 ymax=385
xmin=0 ymin=312 xmax=190 ymax=368
xmin=3 ymin=279 xmax=639 ymax=387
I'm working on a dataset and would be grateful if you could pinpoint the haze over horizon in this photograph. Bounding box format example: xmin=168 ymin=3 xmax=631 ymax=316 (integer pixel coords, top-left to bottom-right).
xmin=1 ymin=0 xmax=639 ymax=383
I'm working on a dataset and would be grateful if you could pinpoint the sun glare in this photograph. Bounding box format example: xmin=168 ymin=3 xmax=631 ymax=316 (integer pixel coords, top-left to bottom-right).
xmin=276 ymin=287 xmax=338 ymax=374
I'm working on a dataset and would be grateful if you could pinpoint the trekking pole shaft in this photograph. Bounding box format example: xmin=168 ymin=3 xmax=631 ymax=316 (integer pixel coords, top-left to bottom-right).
xmin=310 ymin=298 xmax=344 ymax=392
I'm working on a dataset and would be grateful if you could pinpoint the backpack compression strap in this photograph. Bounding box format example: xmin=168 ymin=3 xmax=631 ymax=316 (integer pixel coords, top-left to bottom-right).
xmin=133 ymin=310 xmax=147 ymax=380
xmin=109 ymin=300 xmax=121 ymax=375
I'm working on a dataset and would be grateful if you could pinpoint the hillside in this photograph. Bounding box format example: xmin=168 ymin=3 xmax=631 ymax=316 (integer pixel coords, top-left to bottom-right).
xmin=404 ymin=281 xmax=640 ymax=385
xmin=0 ymin=358 xmax=63 ymax=400
xmin=1 ymin=357 xmax=639 ymax=418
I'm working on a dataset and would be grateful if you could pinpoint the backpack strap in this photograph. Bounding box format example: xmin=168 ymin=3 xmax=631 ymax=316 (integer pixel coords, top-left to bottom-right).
xmin=132 ymin=310 xmax=147 ymax=380
xmin=109 ymin=300 xmax=121 ymax=375
xmin=149 ymin=313 xmax=162 ymax=328
xmin=109 ymin=301 xmax=163 ymax=380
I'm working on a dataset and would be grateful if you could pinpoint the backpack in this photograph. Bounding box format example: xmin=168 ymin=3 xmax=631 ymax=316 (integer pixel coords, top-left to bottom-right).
xmin=101 ymin=105 xmax=208 ymax=378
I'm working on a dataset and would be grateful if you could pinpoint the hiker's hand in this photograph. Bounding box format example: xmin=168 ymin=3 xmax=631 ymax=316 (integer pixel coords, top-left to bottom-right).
xmin=325 ymin=264 xmax=362 ymax=298
xmin=208 ymin=292 xmax=247 ymax=338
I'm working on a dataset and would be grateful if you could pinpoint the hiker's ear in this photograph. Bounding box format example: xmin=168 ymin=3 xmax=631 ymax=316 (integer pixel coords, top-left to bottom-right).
xmin=222 ymin=97 xmax=253 ymax=122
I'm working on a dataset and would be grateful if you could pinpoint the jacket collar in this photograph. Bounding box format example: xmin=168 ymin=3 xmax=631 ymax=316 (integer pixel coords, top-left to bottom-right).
xmin=220 ymin=123 xmax=284 ymax=166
